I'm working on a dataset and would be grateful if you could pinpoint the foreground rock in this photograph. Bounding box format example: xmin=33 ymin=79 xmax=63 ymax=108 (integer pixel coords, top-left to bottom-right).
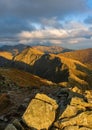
xmin=63 ymin=126 xmax=92 ymax=130
xmin=5 ymin=124 xmax=17 ymax=130
xmin=22 ymin=93 xmax=58 ymax=129
xmin=55 ymin=111 xmax=92 ymax=129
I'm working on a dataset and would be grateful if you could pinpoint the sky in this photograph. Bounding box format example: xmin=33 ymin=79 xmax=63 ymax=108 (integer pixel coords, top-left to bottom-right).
xmin=0 ymin=0 xmax=92 ymax=49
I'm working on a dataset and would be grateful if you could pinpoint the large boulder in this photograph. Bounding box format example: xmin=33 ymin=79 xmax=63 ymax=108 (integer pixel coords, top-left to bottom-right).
xmin=22 ymin=93 xmax=58 ymax=129
xmin=59 ymin=105 xmax=79 ymax=119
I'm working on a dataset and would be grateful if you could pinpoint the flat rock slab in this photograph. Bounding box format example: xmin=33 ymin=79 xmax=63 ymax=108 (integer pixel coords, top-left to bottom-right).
xmin=22 ymin=93 xmax=58 ymax=129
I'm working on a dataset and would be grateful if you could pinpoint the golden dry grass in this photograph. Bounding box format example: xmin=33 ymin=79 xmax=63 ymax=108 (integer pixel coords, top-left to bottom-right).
xmin=0 ymin=68 xmax=53 ymax=87
xmin=58 ymin=48 xmax=92 ymax=69
xmin=14 ymin=48 xmax=43 ymax=65
xmin=58 ymin=55 xmax=92 ymax=89
xmin=0 ymin=51 xmax=13 ymax=60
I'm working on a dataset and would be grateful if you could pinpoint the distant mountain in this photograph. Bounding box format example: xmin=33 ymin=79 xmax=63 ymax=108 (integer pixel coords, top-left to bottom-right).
xmin=0 ymin=44 xmax=28 ymax=56
xmin=32 ymin=45 xmax=72 ymax=54
xmin=13 ymin=47 xmax=92 ymax=90
xmin=0 ymin=44 xmax=72 ymax=56
xmin=59 ymin=48 xmax=92 ymax=69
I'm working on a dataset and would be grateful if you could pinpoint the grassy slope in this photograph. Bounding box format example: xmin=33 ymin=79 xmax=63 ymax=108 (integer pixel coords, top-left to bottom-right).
xmin=0 ymin=51 xmax=13 ymax=60
xmin=58 ymin=48 xmax=92 ymax=69
xmin=0 ymin=68 xmax=53 ymax=87
xmin=14 ymin=47 xmax=92 ymax=90
xmin=57 ymin=55 xmax=92 ymax=90
xmin=14 ymin=47 xmax=43 ymax=65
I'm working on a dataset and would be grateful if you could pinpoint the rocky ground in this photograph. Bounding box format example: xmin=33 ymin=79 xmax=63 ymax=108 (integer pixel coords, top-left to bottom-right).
xmin=0 ymin=76 xmax=92 ymax=130
xmin=0 ymin=69 xmax=92 ymax=130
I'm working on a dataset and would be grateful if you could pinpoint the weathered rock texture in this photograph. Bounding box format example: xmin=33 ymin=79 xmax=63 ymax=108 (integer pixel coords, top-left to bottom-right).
xmin=55 ymin=111 xmax=92 ymax=129
xmin=22 ymin=93 xmax=58 ymax=129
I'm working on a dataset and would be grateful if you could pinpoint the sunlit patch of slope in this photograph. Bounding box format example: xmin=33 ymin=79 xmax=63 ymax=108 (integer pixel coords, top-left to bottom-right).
xmin=0 ymin=51 xmax=13 ymax=60
xmin=13 ymin=47 xmax=92 ymax=91
xmin=58 ymin=55 xmax=92 ymax=91
xmin=14 ymin=47 xmax=44 ymax=65
xmin=0 ymin=68 xmax=53 ymax=87
xmin=58 ymin=48 xmax=92 ymax=69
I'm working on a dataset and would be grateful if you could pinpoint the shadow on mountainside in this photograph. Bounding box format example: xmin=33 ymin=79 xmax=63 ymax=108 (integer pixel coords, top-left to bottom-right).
xmin=0 ymin=55 xmax=69 ymax=83
xmin=0 ymin=54 xmax=92 ymax=91
xmin=31 ymin=54 xmax=69 ymax=83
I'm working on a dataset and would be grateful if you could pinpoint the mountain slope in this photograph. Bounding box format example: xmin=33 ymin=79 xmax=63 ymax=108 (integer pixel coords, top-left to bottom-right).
xmin=14 ymin=47 xmax=43 ymax=65
xmin=0 ymin=68 xmax=53 ymax=87
xmin=13 ymin=48 xmax=92 ymax=91
xmin=58 ymin=55 xmax=92 ymax=90
xmin=59 ymin=48 xmax=92 ymax=68
xmin=0 ymin=44 xmax=72 ymax=56
xmin=0 ymin=51 xmax=13 ymax=60
xmin=32 ymin=45 xmax=72 ymax=54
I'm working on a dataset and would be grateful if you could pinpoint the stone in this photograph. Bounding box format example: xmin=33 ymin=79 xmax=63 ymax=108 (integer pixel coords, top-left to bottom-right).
xmin=63 ymin=126 xmax=92 ymax=130
xmin=70 ymin=97 xmax=92 ymax=110
xmin=35 ymin=93 xmax=58 ymax=110
xmin=0 ymin=115 xmax=8 ymax=122
xmin=22 ymin=93 xmax=58 ymax=129
xmin=54 ymin=111 xmax=92 ymax=129
xmin=59 ymin=105 xmax=79 ymax=119
xmin=13 ymin=119 xmax=24 ymax=130
xmin=4 ymin=124 xmax=17 ymax=130
xmin=58 ymin=96 xmax=92 ymax=120
xmin=79 ymin=127 xmax=92 ymax=130
xmin=63 ymin=126 xmax=79 ymax=130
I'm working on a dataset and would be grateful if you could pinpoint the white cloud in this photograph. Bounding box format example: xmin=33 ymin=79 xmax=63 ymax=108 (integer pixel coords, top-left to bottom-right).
xmin=18 ymin=29 xmax=68 ymax=39
xmin=17 ymin=20 xmax=92 ymax=48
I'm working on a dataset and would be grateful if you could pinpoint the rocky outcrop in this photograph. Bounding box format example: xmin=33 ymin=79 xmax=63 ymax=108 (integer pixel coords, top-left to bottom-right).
xmin=22 ymin=93 xmax=58 ymax=129
xmin=63 ymin=126 xmax=92 ymax=130
xmin=55 ymin=111 xmax=92 ymax=129
xmin=70 ymin=97 xmax=92 ymax=109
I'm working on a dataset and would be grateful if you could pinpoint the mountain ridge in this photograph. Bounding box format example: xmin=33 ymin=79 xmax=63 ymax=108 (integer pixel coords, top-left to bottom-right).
xmin=0 ymin=45 xmax=92 ymax=130
xmin=59 ymin=48 xmax=92 ymax=69
xmin=0 ymin=44 xmax=72 ymax=56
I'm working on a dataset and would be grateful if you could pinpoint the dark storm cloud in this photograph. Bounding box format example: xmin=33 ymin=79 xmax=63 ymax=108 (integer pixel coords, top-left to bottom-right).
xmin=0 ymin=17 xmax=35 ymax=37
xmin=0 ymin=0 xmax=87 ymax=19
xmin=0 ymin=0 xmax=88 ymax=38
xmin=84 ymin=16 xmax=92 ymax=24
xmin=0 ymin=0 xmax=92 ymax=49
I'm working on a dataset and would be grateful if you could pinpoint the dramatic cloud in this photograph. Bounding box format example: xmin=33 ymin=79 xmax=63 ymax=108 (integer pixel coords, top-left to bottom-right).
xmin=17 ymin=21 xmax=92 ymax=48
xmin=0 ymin=0 xmax=87 ymax=18
xmin=0 ymin=0 xmax=92 ymax=49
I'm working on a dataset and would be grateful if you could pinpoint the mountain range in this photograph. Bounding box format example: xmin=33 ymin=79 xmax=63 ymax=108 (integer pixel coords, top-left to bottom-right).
xmin=59 ymin=48 xmax=92 ymax=69
xmin=0 ymin=44 xmax=92 ymax=130
xmin=0 ymin=44 xmax=72 ymax=56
